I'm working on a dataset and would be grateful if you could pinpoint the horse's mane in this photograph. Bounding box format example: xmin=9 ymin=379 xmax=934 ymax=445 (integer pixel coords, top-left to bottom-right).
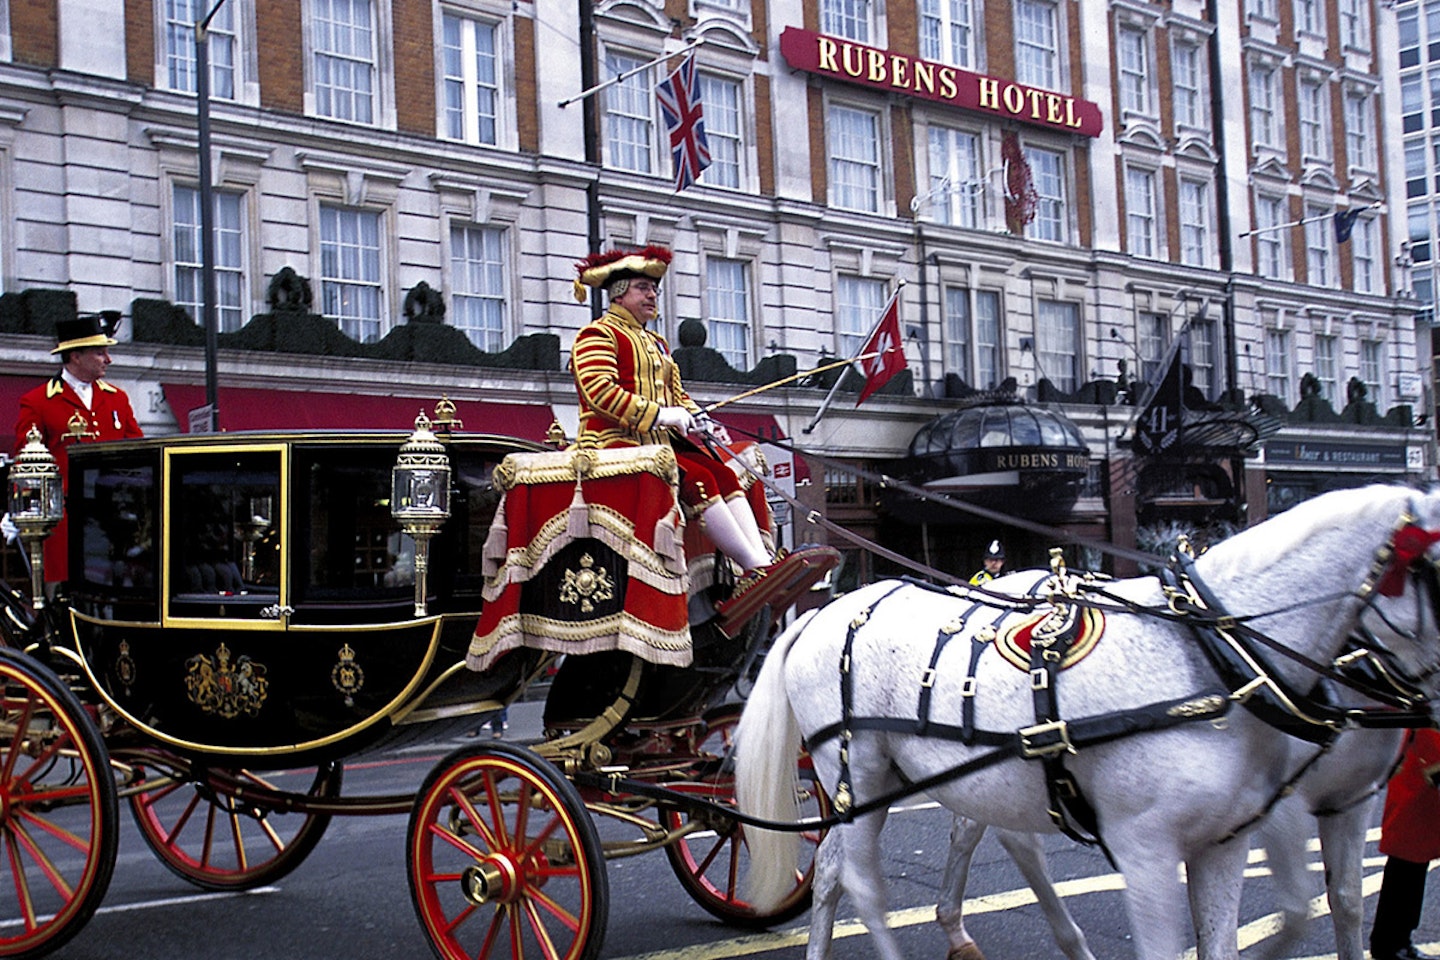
xmin=1196 ymin=484 xmax=1411 ymax=582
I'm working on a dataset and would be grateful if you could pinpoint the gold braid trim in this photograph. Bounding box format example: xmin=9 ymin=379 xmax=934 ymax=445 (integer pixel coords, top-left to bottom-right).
xmin=492 ymin=445 xmax=678 ymax=490
xmin=468 ymin=611 xmax=693 ymax=671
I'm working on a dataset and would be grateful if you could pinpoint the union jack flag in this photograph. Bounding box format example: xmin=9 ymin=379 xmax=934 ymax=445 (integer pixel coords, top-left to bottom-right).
xmin=656 ymin=54 xmax=712 ymax=193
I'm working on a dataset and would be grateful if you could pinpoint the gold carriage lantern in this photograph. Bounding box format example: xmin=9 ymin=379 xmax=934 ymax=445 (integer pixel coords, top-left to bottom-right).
xmin=6 ymin=426 xmax=64 ymax=609
xmin=391 ymin=411 xmax=452 ymax=617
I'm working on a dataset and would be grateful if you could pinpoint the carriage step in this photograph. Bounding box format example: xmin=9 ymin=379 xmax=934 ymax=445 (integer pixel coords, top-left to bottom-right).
xmin=713 ymin=546 xmax=841 ymax=638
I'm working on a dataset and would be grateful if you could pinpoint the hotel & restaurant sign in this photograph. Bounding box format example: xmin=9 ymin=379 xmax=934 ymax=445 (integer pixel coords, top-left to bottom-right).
xmin=779 ymin=26 xmax=1104 ymax=138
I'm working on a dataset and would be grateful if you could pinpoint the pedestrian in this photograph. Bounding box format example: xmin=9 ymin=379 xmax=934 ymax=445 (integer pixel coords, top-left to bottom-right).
xmin=12 ymin=312 xmax=143 ymax=586
xmin=1369 ymin=727 xmax=1440 ymax=960
xmin=969 ymin=540 xmax=1006 ymax=585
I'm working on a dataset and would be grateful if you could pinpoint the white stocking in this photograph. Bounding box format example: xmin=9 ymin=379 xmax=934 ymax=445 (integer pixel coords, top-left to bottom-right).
xmin=726 ymin=496 xmax=771 ymax=561
xmin=701 ymin=501 xmax=770 ymax=571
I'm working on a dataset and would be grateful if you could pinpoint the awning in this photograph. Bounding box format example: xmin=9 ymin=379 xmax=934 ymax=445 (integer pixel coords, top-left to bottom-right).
xmin=1 ymin=375 xmax=37 ymax=444
xmin=163 ymin=384 xmax=557 ymax=442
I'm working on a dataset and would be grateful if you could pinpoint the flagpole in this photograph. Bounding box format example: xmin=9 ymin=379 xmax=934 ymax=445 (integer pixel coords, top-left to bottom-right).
xmin=1236 ymin=200 xmax=1381 ymax=238
xmin=558 ymin=38 xmax=705 ymax=108
xmin=802 ymin=280 xmax=906 ymax=435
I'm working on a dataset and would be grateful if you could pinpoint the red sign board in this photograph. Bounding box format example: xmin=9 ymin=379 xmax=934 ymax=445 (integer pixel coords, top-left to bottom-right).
xmin=779 ymin=26 xmax=1104 ymax=138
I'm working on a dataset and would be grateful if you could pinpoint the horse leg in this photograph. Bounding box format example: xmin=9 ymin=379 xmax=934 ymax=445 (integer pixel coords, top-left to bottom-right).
xmin=1253 ymin=796 xmax=1315 ymax=960
xmin=935 ymin=817 xmax=988 ymax=960
xmin=1106 ymin=828 xmax=1190 ymax=960
xmin=993 ymin=828 xmax=1098 ymax=960
xmin=836 ymin=812 xmax=908 ymax=960
xmin=1316 ymin=798 xmax=1377 ymax=960
xmin=806 ymin=828 xmax=844 ymax=960
xmin=1186 ymin=838 xmax=1251 ymax=960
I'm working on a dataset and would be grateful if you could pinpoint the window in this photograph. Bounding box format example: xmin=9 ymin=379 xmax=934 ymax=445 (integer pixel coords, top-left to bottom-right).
xmin=1172 ymin=40 xmax=1205 ymax=130
xmin=312 ymin=0 xmax=375 ymax=123
xmin=1306 ymin=204 xmax=1334 ymax=286
xmin=1025 ymin=146 xmax=1066 ymax=242
xmin=928 ymin=126 xmax=982 ymax=228
xmin=699 ymin=74 xmax=742 ymax=189
xmin=1179 ymin=178 xmax=1210 ymax=267
xmin=920 ymin=0 xmax=974 ymax=68
xmin=165 ymin=0 xmax=236 ymax=97
xmin=1036 ymin=300 xmax=1080 ymax=393
xmin=1138 ymin=312 xmax=1167 ymax=383
xmin=605 ymin=52 xmax=653 ymax=173
xmin=1409 ymin=141 xmax=1429 ymax=198
xmin=836 ymin=275 xmax=886 ymax=358
xmin=1314 ymin=333 xmax=1339 ymax=404
xmin=319 ymin=205 xmax=383 ymax=343
xmin=1360 ymin=339 xmax=1384 ymax=406
xmin=1344 ymin=92 xmax=1373 ymax=169
xmin=1248 ymin=0 xmax=1277 ymax=19
xmin=1402 ymin=74 xmax=1423 ymax=134
xmin=1015 ymin=0 xmax=1058 ymax=89
xmin=1299 ymin=80 xmax=1327 ymax=159
xmin=1118 ymin=26 xmax=1149 ymax=115
xmin=1191 ymin=318 xmax=1217 ymax=399
xmin=1295 ymin=0 xmax=1323 ymax=34
xmin=822 ymin=0 xmax=872 ymax=41
xmin=173 ymin=185 xmax=246 ymax=333
xmin=1339 ymin=0 xmax=1368 ymax=48
xmin=441 ymin=14 xmax=499 ymax=146
xmin=706 ymin=257 xmax=751 ymax=369
xmin=1353 ymin=216 xmax=1378 ymax=293
xmin=1250 ymin=63 xmax=1278 ymax=147
xmin=1400 ymin=5 xmax=1420 ymax=68
xmin=1265 ymin=327 xmax=1292 ymax=401
xmin=1410 ymin=203 xmax=1432 ymax=263
xmin=450 ymin=225 xmax=506 ymax=352
xmin=1125 ymin=167 xmax=1157 ymax=258
xmin=1255 ymin=194 xmax=1287 ymax=279
xmin=828 ymin=105 xmax=882 ymax=212
xmin=944 ymin=288 xmax=1001 ymax=388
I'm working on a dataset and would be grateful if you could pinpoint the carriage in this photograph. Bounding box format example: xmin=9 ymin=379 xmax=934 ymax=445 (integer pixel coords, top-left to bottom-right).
xmin=0 ymin=406 xmax=839 ymax=960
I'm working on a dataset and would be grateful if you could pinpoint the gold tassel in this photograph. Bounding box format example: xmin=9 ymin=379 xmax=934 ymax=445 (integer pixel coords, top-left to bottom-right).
xmin=573 ymin=279 xmax=588 ymax=303
xmin=479 ymin=497 xmax=511 ymax=580
xmin=566 ymin=477 xmax=591 ymax=539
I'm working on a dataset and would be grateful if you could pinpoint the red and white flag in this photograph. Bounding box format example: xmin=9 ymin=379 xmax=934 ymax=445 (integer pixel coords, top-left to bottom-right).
xmin=656 ymin=55 xmax=712 ymax=192
xmin=855 ymin=297 xmax=907 ymax=406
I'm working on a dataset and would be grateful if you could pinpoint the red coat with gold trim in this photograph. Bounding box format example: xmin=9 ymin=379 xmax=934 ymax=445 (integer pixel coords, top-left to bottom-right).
xmin=571 ymin=305 xmax=700 ymax=449
xmin=13 ymin=376 xmax=143 ymax=582
xmin=1379 ymin=727 xmax=1440 ymax=863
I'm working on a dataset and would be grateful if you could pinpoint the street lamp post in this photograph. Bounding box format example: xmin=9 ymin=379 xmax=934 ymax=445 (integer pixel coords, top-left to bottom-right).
xmin=195 ymin=0 xmax=228 ymax=433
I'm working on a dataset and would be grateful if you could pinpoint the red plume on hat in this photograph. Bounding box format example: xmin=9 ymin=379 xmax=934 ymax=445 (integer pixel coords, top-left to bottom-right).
xmin=573 ymin=245 xmax=673 ymax=302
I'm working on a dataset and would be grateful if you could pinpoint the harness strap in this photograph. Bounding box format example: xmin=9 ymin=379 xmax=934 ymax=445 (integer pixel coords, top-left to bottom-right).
xmin=834 ymin=583 xmax=908 ymax=814
xmin=916 ymin=607 xmax=981 ymax=736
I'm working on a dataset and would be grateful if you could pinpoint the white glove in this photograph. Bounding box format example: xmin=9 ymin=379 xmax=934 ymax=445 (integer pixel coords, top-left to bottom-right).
xmin=655 ymin=406 xmax=697 ymax=434
xmin=1 ymin=513 xmax=17 ymax=544
xmin=694 ymin=415 xmax=731 ymax=445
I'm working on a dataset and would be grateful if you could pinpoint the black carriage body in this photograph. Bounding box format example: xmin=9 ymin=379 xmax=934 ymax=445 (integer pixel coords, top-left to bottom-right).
xmin=63 ymin=430 xmax=543 ymax=762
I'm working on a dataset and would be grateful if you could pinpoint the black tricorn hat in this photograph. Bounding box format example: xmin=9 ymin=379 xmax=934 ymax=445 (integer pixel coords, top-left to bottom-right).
xmin=52 ymin=311 xmax=121 ymax=355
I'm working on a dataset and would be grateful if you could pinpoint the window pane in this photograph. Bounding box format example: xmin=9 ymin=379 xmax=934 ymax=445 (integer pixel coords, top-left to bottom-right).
xmin=706 ymin=258 xmax=751 ymax=369
xmin=320 ymin=205 xmax=383 ymax=343
xmin=166 ymin=0 xmax=236 ymax=97
xmin=1025 ymin=147 xmax=1066 ymax=242
xmin=313 ymin=0 xmax=376 ymax=123
xmin=698 ymin=74 xmax=742 ymax=189
xmin=836 ymin=275 xmax=885 ymax=357
xmin=605 ymin=53 xmax=653 ymax=173
xmin=173 ymin=185 xmax=246 ymax=333
xmin=828 ymin=105 xmax=881 ymax=212
xmin=1036 ymin=300 xmax=1079 ymax=393
xmin=450 ymin=225 xmax=506 ymax=352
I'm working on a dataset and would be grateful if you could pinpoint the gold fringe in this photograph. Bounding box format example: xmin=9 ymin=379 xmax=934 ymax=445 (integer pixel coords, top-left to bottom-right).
xmin=468 ymin=610 xmax=693 ymax=672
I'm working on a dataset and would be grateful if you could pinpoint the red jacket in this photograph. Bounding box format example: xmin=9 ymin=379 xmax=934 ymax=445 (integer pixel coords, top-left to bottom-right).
xmin=13 ymin=376 xmax=143 ymax=582
xmin=1379 ymin=727 xmax=1440 ymax=863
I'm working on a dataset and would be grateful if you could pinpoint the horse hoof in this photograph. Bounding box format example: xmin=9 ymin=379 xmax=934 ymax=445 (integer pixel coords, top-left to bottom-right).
xmin=948 ymin=945 xmax=987 ymax=960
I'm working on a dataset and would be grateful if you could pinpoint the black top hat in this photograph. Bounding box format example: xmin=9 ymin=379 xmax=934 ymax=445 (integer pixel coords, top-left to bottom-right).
xmin=52 ymin=312 xmax=120 ymax=355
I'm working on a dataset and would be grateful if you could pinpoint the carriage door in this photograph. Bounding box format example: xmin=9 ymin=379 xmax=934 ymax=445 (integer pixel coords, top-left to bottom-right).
xmin=162 ymin=445 xmax=286 ymax=628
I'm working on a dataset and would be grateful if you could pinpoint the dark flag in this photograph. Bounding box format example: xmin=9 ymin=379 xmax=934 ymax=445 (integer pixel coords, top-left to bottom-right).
xmin=1334 ymin=207 xmax=1363 ymax=244
xmin=1134 ymin=337 xmax=1186 ymax=456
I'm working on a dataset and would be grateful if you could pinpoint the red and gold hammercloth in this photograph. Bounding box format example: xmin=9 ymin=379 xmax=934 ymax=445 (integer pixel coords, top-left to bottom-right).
xmin=468 ymin=446 xmax=691 ymax=671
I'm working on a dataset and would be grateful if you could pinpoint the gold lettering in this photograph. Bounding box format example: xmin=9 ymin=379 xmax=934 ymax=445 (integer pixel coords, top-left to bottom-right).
xmin=939 ymin=67 xmax=959 ymax=100
xmin=1027 ymin=89 xmax=1046 ymax=119
xmin=1002 ymin=84 xmax=1025 ymax=114
xmin=1046 ymin=94 xmax=1064 ymax=124
xmin=818 ymin=37 xmax=839 ymax=72
xmin=868 ymin=49 xmax=887 ymax=82
xmin=914 ymin=61 xmax=935 ymax=94
xmin=978 ymin=76 xmax=1000 ymax=110
xmin=1065 ymin=98 xmax=1082 ymax=128
xmin=891 ymin=54 xmax=909 ymax=88
xmin=842 ymin=43 xmax=864 ymax=77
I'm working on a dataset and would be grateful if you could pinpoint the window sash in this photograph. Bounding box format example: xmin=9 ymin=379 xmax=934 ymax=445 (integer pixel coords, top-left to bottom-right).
xmin=837 ymin=275 xmax=886 ymax=358
xmin=174 ymin=185 xmax=246 ymax=333
xmin=1354 ymin=217 xmax=1377 ymax=293
xmin=1025 ymin=147 xmax=1065 ymax=242
xmin=1015 ymin=0 xmax=1058 ymax=89
xmin=828 ymin=106 xmax=881 ymax=212
xmin=1299 ymin=82 xmax=1326 ymax=158
xmin=706 ymin=258 xmax=752 ymax=369
xmin=1265 ymin=329 xmax=1291 ymax=400
xmin=928 ymin=126 xmax=982 ymax=228
xmin=1344 ymin=94 xmax=1372 ymax=167
xmin=1360 ymin=340 xmax=1384 ymax=404
xmin=1251 ymin=66 xmax=1276 ymax=145
xmin=313 ymin=0 xmax=376 ymax=124
xmin=1138 ymin=312 xmax=1167 ymax=384
xmin=166 ymin=0 xmax=236 ymax=97
xmin=450 ymin=225 xmax=506 ymax=352
xmin=1180 ymin=179 xmax=1209 ymax=266
xmin=1125 ymin=168 xmax=1156 ymax=258
xmin=441 ymin=15 xmax=499 ymax=145
xmin=699 ymin=74 xmax=742 ymax=189
xmin=1314 ymin=335 xmax=1339 ymax=403
xmin=920 ymin=0 xmax=973 ymax=67
xmin=1306 ymin=205 xmax=1333 ymax=286
xmin=822 ymin=0 xmax=871 ymax=41
xmin=1172 ymin=44 xmax=1203 ymax=128
xmin=1256 ymin=196 xmax=1285 ymax=278
xmin=320 ymin=206 xmax=383 ymax=343
xmin=1191 ymin=319 xmax=1216 ymax=396
xmin=1035 ymin=300 xmax=1079 ymax=393
xmin=605 ymin=53 xmax=654 ymax=173
xmin=1119 ymin=28 xmax=1149 ymax=115
xmin=944 ymin=287 xmax=1002 ymax=389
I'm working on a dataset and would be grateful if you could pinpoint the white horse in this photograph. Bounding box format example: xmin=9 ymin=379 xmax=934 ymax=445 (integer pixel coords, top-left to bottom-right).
xmin=737 ymin=485 xmax=1440 ymax=960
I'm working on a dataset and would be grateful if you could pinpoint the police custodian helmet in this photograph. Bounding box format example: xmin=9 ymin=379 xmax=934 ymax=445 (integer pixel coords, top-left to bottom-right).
xmin=984 ymin=540 xmax=1005 ymax=560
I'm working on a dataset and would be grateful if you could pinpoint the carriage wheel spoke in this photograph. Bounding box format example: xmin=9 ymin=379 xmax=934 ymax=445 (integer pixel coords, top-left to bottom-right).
xmin=227 ymin=808 xmax=248 ymax=871
xmin=522 ymin=897 xmax=565 ymax=960
xmin=3 ymin=829 xmax=39 ymax=934
xmin=6 ymin=817 xmax=75 ymax=900
xmin=1 ymin=694 xmax=38 ymax=784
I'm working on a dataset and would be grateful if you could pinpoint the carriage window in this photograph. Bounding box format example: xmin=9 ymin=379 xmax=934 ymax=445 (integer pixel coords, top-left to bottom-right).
xmin=167 ymin=450 xmax=281 ymax=619
xmin=293 ymin=449 xmax=411 ymax=604
xmin=71 ymin=456 xmax=160 ymax=614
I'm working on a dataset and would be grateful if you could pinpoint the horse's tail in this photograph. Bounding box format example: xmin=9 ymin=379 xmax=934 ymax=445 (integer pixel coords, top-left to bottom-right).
xmin=736 ymin=609 xmax=816 ymax=913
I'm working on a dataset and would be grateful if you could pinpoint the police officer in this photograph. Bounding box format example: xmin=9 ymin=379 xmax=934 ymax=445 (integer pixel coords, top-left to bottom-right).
xmin=969 ymin=540 xmax=1006 ymax=585
xmin=13 ymin=312 xmax=143 ymax=584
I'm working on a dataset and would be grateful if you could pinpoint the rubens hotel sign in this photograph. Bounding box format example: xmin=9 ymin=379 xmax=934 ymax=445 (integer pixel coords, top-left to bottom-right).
xmin=779 ymin=26 xmax=1104 ymax=138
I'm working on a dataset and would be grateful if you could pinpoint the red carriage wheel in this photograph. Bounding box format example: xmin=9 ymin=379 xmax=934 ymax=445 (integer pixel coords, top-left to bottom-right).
xmin=407 ymin=741 xmax=607 ymax=960
xmin=126 ymin=759 xmax=342 ymax=892
xmin=0 ymin=646 xmax=118 ymax=959
xmin=661 ymin=703 xmax=829 ymax=927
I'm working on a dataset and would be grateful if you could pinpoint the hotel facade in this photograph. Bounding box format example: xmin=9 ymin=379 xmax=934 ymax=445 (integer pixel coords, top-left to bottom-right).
xmin=0 ymin=0 xmax=1431 ymax=582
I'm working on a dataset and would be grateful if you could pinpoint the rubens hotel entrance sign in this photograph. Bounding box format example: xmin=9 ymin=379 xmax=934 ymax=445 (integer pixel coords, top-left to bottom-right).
xmin=779 ymin=27 xmax=1104 ymax=138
